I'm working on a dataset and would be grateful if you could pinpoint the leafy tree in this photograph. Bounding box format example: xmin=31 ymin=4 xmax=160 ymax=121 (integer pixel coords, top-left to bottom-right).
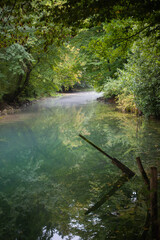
xmin=0 ymin=44 xmax=34 ymax=102
xmin=103 ymin=31 xmax=160 ymax=117
xmin=70 ymin=18 xmax=138 ymax=90
xmin=52 ymin=44 xmax=82 ymax=91
xmin=0 ymin=0 xmax=75 ymax=102
xmin=118 ymin=35 xmax=160 ymax=117
xmin=1 ymin=0 xmax=160 ymax=106
xmin=70 ymin=26 xmax=106 ymax=89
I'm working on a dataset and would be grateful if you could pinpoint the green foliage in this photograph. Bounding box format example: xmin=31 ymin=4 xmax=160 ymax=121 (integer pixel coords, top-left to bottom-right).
xmin=70 ymin=25 xmax=125 ymax=90
xmin=101 ymin=23 xmax=160 ymax=117
xmin=103 ymin=78 xmax=122 ymax=98
xmin=27 ymin=45 xmax=61 ymax=97
xmin=1 ymin=0 xmax=160 ymax=114
xmin=52 ymin=44 xmax=82 ymax=90
xmin=117 ymin=93 xmax=137 ymax=113
xmin=0 ymin=44 xmax=33 ymax=75
xmin=0 ymin=0 xmax=160 ymax=238
xmin=89 ymin=18 xmax=136 ymax=61
xmin=115 ymin=35 xmax=160 ymax=117
xmin=0 ymin=0 xmax=75 ymax=101
xmin=70 ymin=26 xmax=105 ymax=89
xmin=0 ymin=44 xmax=33 ymax=100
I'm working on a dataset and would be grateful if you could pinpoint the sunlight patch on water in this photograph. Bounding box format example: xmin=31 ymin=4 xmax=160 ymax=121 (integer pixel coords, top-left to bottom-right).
xmin=41 ymin=227 xmax=80 ymax=240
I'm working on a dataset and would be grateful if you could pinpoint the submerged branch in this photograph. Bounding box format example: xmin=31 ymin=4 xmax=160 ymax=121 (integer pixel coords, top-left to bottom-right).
xmin=85 ymin=174 xmax=133 ymax=215
xmin=136 ymin=157 xmax=150 ymax=190
xmin=79 ymin=134 xmax=135 ymax=178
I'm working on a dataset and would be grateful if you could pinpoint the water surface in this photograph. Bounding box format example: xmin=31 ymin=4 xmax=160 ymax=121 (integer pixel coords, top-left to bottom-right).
xmin=0 ymin=91 xmax=159 ymax=240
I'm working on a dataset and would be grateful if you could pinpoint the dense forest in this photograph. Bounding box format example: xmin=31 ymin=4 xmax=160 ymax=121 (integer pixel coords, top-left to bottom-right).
xmin=0 ymin=2 xmax=160 ymax=239
xmin=0 ymin=0 xmax=160 ymax=117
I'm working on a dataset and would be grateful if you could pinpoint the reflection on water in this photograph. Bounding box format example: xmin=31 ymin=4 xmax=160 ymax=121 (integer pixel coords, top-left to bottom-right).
xmin=41 ymin=227 xmax=80 ymax=240
xmin=0 ymin=91 xmax=159 ymax=240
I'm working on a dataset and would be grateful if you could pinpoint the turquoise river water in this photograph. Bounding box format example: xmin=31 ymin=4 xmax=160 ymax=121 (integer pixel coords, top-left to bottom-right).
xmin=0 ymin=91 xmax=159 ymax=240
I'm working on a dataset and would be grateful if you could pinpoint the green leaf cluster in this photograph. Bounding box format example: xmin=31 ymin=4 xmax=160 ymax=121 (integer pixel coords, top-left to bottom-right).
xmin=0 ymin=0 xmax=160 ymax=113
xmin=103 ymin=32 xmax=160 ymax=117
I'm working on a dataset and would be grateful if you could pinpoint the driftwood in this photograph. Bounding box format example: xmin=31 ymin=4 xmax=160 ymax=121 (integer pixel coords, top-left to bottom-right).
xmin=136 ymin=157 xmax=150 ymax=240
xmin=136 ymin=158 xmax=159 ymax=240
xmin=141 ymin=210 xmax=151 ymax=240
xmin=136 ymin=157 xmax=150 ymax=190
xmin=85 ymin=174 xmax=133 ymax=215
xmin=79 ymin=135 xmax=159 ymax=239
xmin=79 ymin=134 xmax=135 ymax=178
xmin=79 ymin=134 xmax=135 ymax=214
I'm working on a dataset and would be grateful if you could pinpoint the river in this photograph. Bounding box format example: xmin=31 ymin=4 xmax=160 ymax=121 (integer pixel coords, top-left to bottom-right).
xmin=0 ymin=91 xmax=159 ymax=240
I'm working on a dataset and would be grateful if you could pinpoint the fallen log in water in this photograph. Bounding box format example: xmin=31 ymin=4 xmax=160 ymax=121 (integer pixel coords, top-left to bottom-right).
xmin=79 ymin=135 xmax=159 ymax=238
xmin=79 ymin=134 xmax=135 ymax=214
xmin=136 ymin=157 xmax=150 ymax=190
xmin=79 ymin=134 xmax=135 ymax=178
xmin=136 ymin=158 xmax=159 ymax=240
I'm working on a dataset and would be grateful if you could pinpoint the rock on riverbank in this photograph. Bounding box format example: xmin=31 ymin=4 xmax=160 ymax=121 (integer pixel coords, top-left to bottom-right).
xmin=0 ymin=100 xmax=32 ymax=116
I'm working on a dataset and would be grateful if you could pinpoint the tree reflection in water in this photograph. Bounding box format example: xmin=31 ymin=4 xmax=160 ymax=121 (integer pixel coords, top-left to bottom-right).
xmin=0 ymin=92 xmax=159 ymax=239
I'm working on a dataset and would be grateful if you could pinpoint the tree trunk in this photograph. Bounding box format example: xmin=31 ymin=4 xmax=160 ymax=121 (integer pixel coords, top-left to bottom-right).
xmin=3 ymin=74 xmax=24 ymax=103
xmin=3 ymin=64 xmax=32 ymax=103
xmin=16 ymin=64 xmax=32 ymax=97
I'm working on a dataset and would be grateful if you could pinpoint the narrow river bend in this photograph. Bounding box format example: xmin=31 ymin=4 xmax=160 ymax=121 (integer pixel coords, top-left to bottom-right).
xmin=0 ymin=91 xmax=159 ymax=240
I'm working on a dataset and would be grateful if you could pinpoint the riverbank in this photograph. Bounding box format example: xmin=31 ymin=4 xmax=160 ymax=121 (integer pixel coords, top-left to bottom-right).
xmin=0 ymin=89 xmax=93 ymax=116
xmin=97 ymin=95 xmax=145 ymax=117
xmin=0 ymin=91 xmax=145 ymax=118
xmin=0 ymin=100 xmax=34 ymax=116
xmin=97 ymin=96 xmax=116 ymax=104
xmin=0 ymin=92 xmax=61 ymax=116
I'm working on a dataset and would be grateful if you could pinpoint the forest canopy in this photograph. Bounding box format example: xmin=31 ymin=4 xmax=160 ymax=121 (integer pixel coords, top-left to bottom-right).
xmin=0 ymin=0 xmax=160 ymax=117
